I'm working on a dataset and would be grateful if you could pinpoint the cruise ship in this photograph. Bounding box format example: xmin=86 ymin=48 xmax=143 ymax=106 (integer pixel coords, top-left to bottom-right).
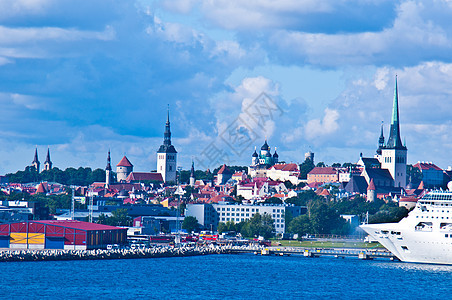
xmin=360 ymin=189 xmax=452 ymax=265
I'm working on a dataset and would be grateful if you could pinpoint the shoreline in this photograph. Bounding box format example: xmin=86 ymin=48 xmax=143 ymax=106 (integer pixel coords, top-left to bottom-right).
xmin=0 ymin=245 xmax=259 ymax=262
xmin=0 ymin=245 xmax=393 ymax=262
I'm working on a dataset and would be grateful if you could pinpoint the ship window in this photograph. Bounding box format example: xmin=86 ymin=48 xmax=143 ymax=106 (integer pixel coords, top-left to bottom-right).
xmin=401 ymin=246 xmax=408 ymax=250
xmin=446 ymin=234 xmax=449 ymax=238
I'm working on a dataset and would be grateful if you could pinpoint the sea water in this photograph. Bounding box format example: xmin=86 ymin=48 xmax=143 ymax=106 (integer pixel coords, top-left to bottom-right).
xmin=0 ymin=254 xmax=451 ymax=299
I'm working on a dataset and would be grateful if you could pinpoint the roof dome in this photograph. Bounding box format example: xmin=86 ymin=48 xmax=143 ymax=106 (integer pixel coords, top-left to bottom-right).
xmin=273 ymin=151 xmax=279 ymax=158
xmin=261 ymin=140 xmax=270 ymax=150
xmin=252 ymin=150 xmax=258 ymax=157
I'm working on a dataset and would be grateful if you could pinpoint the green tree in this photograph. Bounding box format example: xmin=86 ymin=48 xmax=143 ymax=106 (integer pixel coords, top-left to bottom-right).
xmin=299 ymin=159 xmax=315 ymax=179
xmin=263 ymin=197 xmax=283 ymax=204
xmin=240 ymin=213 xmax=274 ymax=239
xmin=110 ymin=208 xmax=131 ymax=226
xmin=288 ymin=215 xmax=311 ymax=237
xmin=182 ymin=216 xmax=199 ymax=233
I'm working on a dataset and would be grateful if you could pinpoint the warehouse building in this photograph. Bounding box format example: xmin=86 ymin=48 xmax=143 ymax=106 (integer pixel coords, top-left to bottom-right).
xmin=0 ymin=220 xmax=127 ymax=250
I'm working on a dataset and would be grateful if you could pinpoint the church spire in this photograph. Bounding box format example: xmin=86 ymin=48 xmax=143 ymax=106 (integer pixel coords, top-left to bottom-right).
xmin=32 ymin=147 xmax=40 ymax=172
xmin=106 ymin=149 xmax=112 ymax=171
xmin=376 ymin=121 xmax=385 ymax=155
xmin=33 ymin=147 xmax=39 ymax=164
xmin=190 ymin=160 xmax=195 ymax=177
xmin=43 ymin=147 xmax=52 ymax=171
xmin=44 ymin=148 xmax=51 ymax=164
xmin=386 ymin=76 xmax=405 ymax=149
xmin=164 ymin=104 xmax=171 ymax=146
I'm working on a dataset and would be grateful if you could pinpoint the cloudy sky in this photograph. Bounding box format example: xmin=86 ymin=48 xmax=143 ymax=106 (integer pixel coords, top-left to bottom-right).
xmin=1 ymin=0 xmax=452 ymax=174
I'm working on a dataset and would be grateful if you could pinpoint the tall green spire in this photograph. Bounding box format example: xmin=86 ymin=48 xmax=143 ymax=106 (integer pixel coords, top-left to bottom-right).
xmin=386 ymin=76 xmax=406 ymax=149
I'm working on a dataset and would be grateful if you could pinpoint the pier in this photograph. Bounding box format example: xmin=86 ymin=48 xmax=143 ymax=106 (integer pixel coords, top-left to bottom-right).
xmin=231 ymin=246 xmax=397 ymax=260
xmin=0 ymin=245 xmax=396 ymax=262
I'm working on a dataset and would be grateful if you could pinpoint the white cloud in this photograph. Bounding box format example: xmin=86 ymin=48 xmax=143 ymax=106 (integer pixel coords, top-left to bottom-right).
xmin=304 ymin=108 xmax=339 ymax=142
xmin=0 ymin=25 xmax=115 ymax=45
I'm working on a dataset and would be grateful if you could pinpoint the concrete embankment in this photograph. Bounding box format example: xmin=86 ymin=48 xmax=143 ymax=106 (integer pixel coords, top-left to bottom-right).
xmin=0 ymin=245 xmax=249 ymax=262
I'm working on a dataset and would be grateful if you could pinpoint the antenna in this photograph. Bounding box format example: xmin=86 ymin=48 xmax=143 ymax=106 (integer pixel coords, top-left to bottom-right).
xmin=89 ymin=187 xmax=94 ymax=223
xmin=71 ymin=187 xmax=75 ymax=220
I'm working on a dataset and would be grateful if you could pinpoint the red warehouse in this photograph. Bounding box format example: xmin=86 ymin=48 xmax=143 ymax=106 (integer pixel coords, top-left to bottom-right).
xmin=0 ymin=220 xmax=127 ymax=250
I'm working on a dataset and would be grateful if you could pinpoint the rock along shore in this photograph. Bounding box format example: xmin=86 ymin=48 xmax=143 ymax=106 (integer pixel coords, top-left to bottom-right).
xmin=0 ymin=245 xmax=262 ymax=262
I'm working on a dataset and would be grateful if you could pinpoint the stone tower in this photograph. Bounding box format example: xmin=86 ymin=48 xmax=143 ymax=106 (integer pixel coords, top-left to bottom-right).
xmin=43 ymin=148 xmax=52 ymax=171
xmin=379 ymin=76 xmax=407 ymax=188
xmin=116 ymin=156 xmax=133 ymax=182
xmin=367 ymin=178 xmax=376 ymax=202
xmin=31 ymin=147 xmax=40 ymax=172
xmin=157 ymin=106 xmax=177 ymax=183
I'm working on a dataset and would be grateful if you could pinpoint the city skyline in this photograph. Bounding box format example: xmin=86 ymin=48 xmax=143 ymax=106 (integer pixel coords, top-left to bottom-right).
xmin=2 ymin=1 xmax=452 ymax=174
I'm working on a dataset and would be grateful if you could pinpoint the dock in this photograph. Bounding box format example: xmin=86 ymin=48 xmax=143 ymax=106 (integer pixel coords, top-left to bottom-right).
xmin=232 ymin=246 xmax=397 ymax=261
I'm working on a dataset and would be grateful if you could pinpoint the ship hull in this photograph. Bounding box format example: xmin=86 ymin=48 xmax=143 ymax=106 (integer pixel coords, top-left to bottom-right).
xmin=361 ymin=223 xmax=452 ymax=265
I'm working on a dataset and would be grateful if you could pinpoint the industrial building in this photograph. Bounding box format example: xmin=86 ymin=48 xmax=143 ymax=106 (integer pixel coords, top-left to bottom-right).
xmin=0 ymin=220 xmax=127 ymax=250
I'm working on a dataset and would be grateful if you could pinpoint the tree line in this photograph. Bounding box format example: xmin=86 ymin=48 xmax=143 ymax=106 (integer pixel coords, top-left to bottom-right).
xmin=6 ymin=166 xmax=111 ymax=186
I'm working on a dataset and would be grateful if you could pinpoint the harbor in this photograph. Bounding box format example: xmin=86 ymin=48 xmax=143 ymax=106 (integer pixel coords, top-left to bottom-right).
xmin=0 ymin=243 xmax=396 ymax=262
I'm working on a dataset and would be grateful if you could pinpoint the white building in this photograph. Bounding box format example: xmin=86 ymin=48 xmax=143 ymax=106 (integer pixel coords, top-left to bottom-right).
xmin=185 ymin=202 xmax=305 ymax=234
xmin=237 ymin=179 xmax=288 ymax=200
xmin=266 ymin=163 xmax=300 ymax=185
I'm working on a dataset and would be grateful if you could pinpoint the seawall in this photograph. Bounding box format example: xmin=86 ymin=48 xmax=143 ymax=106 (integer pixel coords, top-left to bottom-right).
xmin=0 ymin=245 xmax=253 ymax=262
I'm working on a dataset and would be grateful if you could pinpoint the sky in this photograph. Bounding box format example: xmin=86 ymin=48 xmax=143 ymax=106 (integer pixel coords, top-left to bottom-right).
xmin=1 ymin=0 xmax=452 ymax=174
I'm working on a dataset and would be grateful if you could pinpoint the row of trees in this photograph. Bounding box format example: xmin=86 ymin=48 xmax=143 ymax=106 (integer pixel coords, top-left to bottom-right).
xmin=284 ymin=191 xmax=408 ymax=237
xmin=6 ymin=166 xmax=111 ymax=186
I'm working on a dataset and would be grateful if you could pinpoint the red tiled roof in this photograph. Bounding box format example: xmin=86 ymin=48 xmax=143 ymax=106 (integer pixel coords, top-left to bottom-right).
xmin=270 ymin=163 xmax=299 ymax=171
xmin=126 ymin=172 xmax=163 ymax=182
xmin=117 ymin=156 xmax=133 ymax=167
xmin=308 ymin=167 xmax=337 ymax=175
xmin=413 ymin=162 xmax=442 ymax=171
xmin=367 ymin=178 xmax=376 ymax=191
xmin=36 ymin=183 xmax=47 ymax=193
xmin=319 ymin=189 xmax=331 ymax=196
xmin=217 ymin=164 xmax=232 ymax=175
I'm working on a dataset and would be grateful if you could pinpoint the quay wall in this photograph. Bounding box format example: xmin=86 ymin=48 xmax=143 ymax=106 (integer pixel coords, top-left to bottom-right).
xmin=0 ymin=245 xmax=256 ymax=262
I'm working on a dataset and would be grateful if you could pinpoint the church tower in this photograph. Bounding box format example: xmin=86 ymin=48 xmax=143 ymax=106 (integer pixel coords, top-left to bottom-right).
xmin=31 ymin=147 xmax=40 ymax=172
xmin=379 ymin=76 xmax=407 ymax=188
xmin=105 ymin=150 xmax=112 ymax=188
xmin=43 ymin=148 xmax=52 ymax=171
xmin=157 ymin=106 xmax=177 ymax=183
xmin=189 ymin=160 xmax=195 ymax=187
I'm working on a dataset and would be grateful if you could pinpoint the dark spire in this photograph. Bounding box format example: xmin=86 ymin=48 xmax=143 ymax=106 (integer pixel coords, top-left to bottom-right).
xmin=377 ymin=121 xmax=385 ymax=155
xmin=106 ymin=150 xmax=112 ymax=171
xmin=158 ymin=105 xmax=177 ymax=154
xmin=164 ymin=104 xmax=171 ymax=146
xmin=33 ymin=147 xmax=39 ymax=164
xmin=386 ymin=76 xmax=406 ymax=149
xmin=190 ymin=160 xmax=195 ymax=178
xmin=44 ymin=148 xmax=51 ymax=164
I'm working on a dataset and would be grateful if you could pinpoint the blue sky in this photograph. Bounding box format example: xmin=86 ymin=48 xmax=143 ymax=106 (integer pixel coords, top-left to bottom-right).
xmin=1 ymin=0 xmax=452 ymax=174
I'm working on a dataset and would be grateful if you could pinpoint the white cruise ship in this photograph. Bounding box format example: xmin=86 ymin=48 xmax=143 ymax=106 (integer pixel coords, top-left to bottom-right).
xmin=360 ymin=189 xmax=452 ymax=265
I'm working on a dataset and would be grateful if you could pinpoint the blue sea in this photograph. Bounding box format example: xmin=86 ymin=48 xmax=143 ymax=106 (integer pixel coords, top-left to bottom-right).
xmin=0 ymin=254 xmax=451 ymax=299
